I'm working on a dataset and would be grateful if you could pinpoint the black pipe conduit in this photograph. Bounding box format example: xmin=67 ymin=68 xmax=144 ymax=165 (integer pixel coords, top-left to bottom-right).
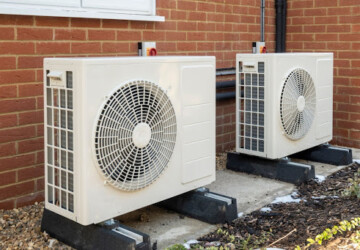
xmin=275 ymin=0 xmax=287 ymax=52
xmin=216 ymin=68 xmax=236 ymax=101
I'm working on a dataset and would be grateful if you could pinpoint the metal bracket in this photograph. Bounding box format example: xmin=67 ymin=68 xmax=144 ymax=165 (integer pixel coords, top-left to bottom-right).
xmin=158 ymin=188 xmax=237 ymax=224
xmin=226 ymin=152 xmax=315 ymax=185
xmin=290 ymin=144 xmax=353 ymax=166
xmin=41 ymin=209 xmax=151 ymax=250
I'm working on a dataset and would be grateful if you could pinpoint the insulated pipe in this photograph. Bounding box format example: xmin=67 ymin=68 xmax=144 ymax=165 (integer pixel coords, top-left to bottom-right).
xmin=216 ymin=80 xmax=235 ymax=89
xmin=275 ymin=0 xmax=283 ymax=52
xmin=275 ymin=0 xmax=287 ymax=52
xmin=260 ymin=0 xmax=265 ymax=42
xmin=281 ymin=0 xmax=287 ymax=52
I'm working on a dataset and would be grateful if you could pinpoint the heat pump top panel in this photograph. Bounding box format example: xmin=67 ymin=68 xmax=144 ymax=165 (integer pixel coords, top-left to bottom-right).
xmin=235 ymin=53 xmax=333 ymax=159
xmin=44 ymin=56 xmax=216 ymax=225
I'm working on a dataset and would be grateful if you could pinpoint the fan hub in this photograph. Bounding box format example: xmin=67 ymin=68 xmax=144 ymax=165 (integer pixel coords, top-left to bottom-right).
xmin=132 ymin=123 xmax=151 ymax=148
xmin=297 ymin=96 xmax=306 ymax=112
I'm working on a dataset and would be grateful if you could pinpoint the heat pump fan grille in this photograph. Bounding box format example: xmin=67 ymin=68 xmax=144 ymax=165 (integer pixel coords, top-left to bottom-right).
xmin=94 ymin=80 xmax=177 ymax=191
xmin=280 ymin=68 xmax=316 ymax=140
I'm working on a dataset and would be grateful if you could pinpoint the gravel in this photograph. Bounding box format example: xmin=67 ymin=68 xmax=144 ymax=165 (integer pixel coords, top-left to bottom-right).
xmin=0 ymin=202 xmax=71 ymax=249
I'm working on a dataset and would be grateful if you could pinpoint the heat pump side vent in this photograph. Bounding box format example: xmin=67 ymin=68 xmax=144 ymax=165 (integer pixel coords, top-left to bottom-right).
xmin=238 ymin=61 xmax=265 ymax=153
xmin=45 ymin=71 xmax=74 ymax=213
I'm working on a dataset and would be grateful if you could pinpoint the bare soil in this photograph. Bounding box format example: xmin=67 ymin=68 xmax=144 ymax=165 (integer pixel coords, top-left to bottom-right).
xmin=198 ymin=162 xmax=360 ymax=249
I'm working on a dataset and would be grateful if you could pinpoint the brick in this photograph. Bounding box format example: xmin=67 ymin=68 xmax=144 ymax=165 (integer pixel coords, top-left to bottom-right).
xmin=0 ymin=42 xmax=34 ymax=55
xmin=187 ymin=32 xmax=206 ymax=41
xmin=0 ymin=126 xmax=36 ymax=144
xmin=17 ymin=28 xmax=53 ymax=40
xmin=55 ymin=29 xmax=86 ymax=40
xmin=0 ymin=57 xmax=15 ymax=70
xmin=304 ymin=25 xmax=325 ymax=33
xmin=18 ymin=110 xmax=43 ymax=126
xmin=188 ymin=12 xmax=206 ymax=21
xmin=0 ymin=27 xmax=14 ymax=40
xmin=0 ymin=171 xmax=16 ymax=186
xmin=0 ymin=199 xmax=14 ymax=209
xmin=0 ymin=15 xmax=33 ymax=26
xmin=340 ymin=34 xmax=360 ymax=41
xmin=102 ymin=43 xmax=129 ymax=53
xmin=36 ymin=150 xmax=44 ymax=164
xmin=16 ymin=191 xmax=44 ymax=207
xmin=166 ymin=32 xmax=186 ymax=41
xmin=315 ymin=16 xmax=338 ymax=24
xmin=18 ymin=83 xmax=43 ymax=97
xmin=315 ymin=0 xmax=337 ymax=7
xmin=154 ymin=21 xmax=176 ymax=31
xmin=0 ymin=142 xmax=16 ymax=157
xmin=177 ymin=42 xmax=197 ymax=51
xmin=18 ymin=56 xmax=44 ymax=69
xmin=327 ymin=24 xmax=351 ymax=33
xmin=339 ymin=16 xmax=360 ymax=24
xmin=89 ymin=30 xmax=116 ymax=41
xmin=71 ymin=42 xmax=101 ymax=54
xmin=143 ymin=31 xmax=166 ymax=41
xmin=117 ymin=31 xmax=142 ymax=41
xmin=328 ymin=7 xmax=352 ymax=16
xmin=177 ymin=21 xmax=196 ymax=31
xmin=0 ymin=70 xmax=36 ymax=85
xmin=18 ymin=165 xmax=44 ymax=181
xmin=197 ymin=42 xmax=215 ymax=51
xmin=102 ymin=19 xmax=129 ymax=29
xmin=0 ymin=85 xmax=17 ymax=98
xmin=292 ymin=0 xmax=314 ymax=9
xmin=0 ymin=114 xmax=17 ymax=129
xmin=353 ymin=25 xmax=360 ymax=33
xmin=350 ymin=130 xmax=360 ymax=140
xmin=178 ymin=1 xmax=196 ymax=10
xmin=36 ymin=177 xmax=44 ymax=191
xmin=0 ymin=98 xmax=36 ymax=113
xmin=36 ymin=16 xmax=69 ymax=27
xmin=0 ymin=181 xmax=35 ymax=200
xmin=36 ymin=42 xmax=70 ymax=54
xmin=0 ymin=153 xmax=36 ymax=172
xmin=315 ymin=34 xmax=338 ymax=41
xmin=130 ymin=21 xmax=154 ymax=30
xmin=339 ymin=0 xmax=360 ymax=5
xmin=18 ymin=138 xmax=44 ymax=154
xmin=71 ymin=18 xmax=100 ymax=28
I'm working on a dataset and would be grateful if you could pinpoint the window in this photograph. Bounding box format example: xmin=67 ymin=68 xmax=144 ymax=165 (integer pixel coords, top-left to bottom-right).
xmin=0 ymin=0 xmax=164 ymax=22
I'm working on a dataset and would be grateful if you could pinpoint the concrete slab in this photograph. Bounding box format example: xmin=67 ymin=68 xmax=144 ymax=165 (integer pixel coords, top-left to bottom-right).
xmin=117 ymin=147 xmax=359 ymax=249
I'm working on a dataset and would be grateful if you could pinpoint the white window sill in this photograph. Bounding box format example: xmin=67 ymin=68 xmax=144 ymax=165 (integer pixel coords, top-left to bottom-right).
xmin=0 ymin=6 xmax=165 ymax=22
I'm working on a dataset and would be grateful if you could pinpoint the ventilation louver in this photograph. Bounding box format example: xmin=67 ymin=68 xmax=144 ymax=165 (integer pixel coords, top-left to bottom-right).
xmin=280 ymin=68 xmax=316 ymax=140
xmin=94 ymin=80 xmax=177 ymax=191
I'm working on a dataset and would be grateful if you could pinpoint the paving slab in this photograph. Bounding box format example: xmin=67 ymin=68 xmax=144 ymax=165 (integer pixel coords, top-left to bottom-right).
xmin=118 ymin=147 xmax=359 ymax=249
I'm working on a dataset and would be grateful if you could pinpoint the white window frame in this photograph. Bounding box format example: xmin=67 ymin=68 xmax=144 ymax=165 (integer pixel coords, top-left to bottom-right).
xmin=0 ymin=0 xmax=164 ymax=22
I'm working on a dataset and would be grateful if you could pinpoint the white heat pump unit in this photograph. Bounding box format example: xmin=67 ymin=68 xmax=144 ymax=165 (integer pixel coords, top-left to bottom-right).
xmin=236 ymin=53 xmax=333 ymax=159
xmin=44 ymin=56 xmax=216 ymax=225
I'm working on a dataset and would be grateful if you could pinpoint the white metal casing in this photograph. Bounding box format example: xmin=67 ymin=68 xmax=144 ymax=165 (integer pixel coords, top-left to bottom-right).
xmin=236 ymin=53 xmax=333 ymax=159
xmin=44 ymin=56 xmax=216 ymax=225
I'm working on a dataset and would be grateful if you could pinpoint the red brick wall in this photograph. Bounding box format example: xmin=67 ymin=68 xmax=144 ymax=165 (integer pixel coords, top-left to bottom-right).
xmin=0 ymin=0 xmax=275 ymax=208
xmin=286 ymin=0 xmax=360 ymax=148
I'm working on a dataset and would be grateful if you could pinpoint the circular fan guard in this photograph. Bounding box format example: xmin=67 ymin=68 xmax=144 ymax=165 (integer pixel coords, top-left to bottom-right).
xmin=280 ymin=68 xmax=316 ymax=140
xmin=94 ymin=80 xmax=177 ymax=191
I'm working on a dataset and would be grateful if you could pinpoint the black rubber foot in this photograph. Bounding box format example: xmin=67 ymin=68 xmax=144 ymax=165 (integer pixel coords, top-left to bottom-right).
xmin=41 ymin=209 xmax=151 ymax=250
xmin=158 ymin=188 xmax=237 ymax=224
xmin=226 ymin=152 xmax=315 ymax=185
xmin=291 ymin=144 xmax=353 ymax=166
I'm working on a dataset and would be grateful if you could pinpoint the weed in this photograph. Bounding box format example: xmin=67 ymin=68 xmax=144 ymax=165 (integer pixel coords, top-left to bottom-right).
xmin=342 ymin=169 xmax=360 ymax=198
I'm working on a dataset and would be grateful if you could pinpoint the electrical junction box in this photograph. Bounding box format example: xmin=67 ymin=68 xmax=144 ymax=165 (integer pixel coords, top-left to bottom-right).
xmin=138 ymin=42 xmax=157 ymax=56
xmin=252 ymin=42 xmax=266 ymax=54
